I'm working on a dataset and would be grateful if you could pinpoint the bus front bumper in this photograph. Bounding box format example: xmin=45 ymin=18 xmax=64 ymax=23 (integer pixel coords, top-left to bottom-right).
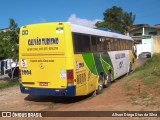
xmin=19 ymin=84 xmax=75 ymax=97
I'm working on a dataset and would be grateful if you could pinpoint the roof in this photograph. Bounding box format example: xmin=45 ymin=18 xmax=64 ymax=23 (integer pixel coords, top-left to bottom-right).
xmin=0 ymin=28 xmax=10 ymax=32
xmin=69 ymin=23 xmax=133 ymax=41
xmin=129 ymin=26 xmax=160 ymax=32
xmin=94 ymin=28 xmax=121 ymax=34
xmin=21 ymin=22 xmax=133 ymax=41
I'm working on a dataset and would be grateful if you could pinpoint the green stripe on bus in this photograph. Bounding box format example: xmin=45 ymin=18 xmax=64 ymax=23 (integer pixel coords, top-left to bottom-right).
xmin=93 ymin=53 xmax=106 ymax=76
xmin=100 ymin=52 xmax=114 ymax=79
xmin=100 ymin=58 xmax=110 ymax=73
xmin=82 ymin=53 xmax=98 ymax=75
xmin=101 ymin=52 xmax=113 ymax=68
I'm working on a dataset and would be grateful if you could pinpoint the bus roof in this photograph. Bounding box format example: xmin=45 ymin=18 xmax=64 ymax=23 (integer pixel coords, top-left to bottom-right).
xmin=69 ymin=23 xmax=133 ymax=41
xmin=21 ymin=22 xmax=133 ymax=41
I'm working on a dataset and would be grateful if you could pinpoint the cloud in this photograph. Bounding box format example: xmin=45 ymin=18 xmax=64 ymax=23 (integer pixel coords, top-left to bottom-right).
xmin=68 ymin=14 xmax=102 ymax=28
xmin=35 ymin=18 xmax=47 ymax=23
xmin=39 ymin=18 xmax=47 ymax=22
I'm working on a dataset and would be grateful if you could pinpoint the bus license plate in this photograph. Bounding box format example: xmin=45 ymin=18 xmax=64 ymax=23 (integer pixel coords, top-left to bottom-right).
xmin=39 ymin=82 xmax=48 ymax=86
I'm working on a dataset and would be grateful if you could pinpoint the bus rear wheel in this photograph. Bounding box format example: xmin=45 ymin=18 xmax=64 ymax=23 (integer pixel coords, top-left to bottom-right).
xmin=96 ymin=75 xmax=104 ymax=94
xmin=129 ymin=63 xmax=132 ymax=72
xmin=104 ymin=72 xmax=112 ymax=87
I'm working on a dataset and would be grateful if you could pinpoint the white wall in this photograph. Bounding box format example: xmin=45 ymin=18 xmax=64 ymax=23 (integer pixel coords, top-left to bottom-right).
xmin=135 ymin=44 xmax=151 ymax=58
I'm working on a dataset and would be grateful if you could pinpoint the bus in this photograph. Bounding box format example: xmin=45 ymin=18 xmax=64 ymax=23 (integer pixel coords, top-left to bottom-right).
xmin=19 ymin=22 xmax=135 ymax=96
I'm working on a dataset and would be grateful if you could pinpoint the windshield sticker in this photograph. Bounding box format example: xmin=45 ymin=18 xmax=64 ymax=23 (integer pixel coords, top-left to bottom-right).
xmin=56 ymin=27 xmax=63 ymax=33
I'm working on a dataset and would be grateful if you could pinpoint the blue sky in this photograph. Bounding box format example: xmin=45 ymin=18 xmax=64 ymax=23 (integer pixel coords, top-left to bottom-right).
xmin=1 ymin=0 xmax=160 ymax=28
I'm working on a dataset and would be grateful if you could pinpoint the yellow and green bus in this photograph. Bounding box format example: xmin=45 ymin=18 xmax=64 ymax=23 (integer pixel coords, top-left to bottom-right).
xmin=19 ymin=22 xmax=134 ymax=96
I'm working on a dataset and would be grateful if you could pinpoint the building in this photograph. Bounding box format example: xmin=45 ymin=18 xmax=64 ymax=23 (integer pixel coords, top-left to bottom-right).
xmin=129 ymin=24 xmax=160 ymax=57
xmin=0 ymin=28 xmax=10 ymax=32
xmin=0 ymin=59 xmax=18 ymax=75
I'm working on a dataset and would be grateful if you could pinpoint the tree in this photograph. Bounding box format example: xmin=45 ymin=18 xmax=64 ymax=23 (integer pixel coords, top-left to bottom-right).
xmin=7 ymin=19 xmax=19 ymax=59
xmin=95 ymin=6 xmax=136 ymax=34
xmin=122 ymin=12 xmax=135 ymax=35
xmin=0 ymin=32 xmax=10 ymax=59
xmin=0 ymin=18 xmax=19 ymax=79
xmin=8 ymin=19 xmax=19 ymax=79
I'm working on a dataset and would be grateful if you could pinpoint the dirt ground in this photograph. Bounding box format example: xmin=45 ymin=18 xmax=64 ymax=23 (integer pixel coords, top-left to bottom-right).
xmin=0 ymin=59 xmax=159 ymax=120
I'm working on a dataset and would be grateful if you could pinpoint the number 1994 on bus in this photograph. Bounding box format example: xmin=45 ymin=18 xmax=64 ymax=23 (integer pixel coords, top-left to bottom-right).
xmin=22 ymin=70 xmax=32 ymax=75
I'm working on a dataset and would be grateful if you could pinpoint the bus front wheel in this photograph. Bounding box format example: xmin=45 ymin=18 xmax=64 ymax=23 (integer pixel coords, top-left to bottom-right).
xmin=96 ymin=75 xmax=104 ymax=94
xmin=104 ymin=72 xmax=112 ymax=88
xmin=127 ymin=63 xmax=132 ymax=75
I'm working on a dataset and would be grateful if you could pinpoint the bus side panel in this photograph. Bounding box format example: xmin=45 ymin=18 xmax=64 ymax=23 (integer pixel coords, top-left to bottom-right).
xmin=75 ymin=52 xmax=114 ymax=96
xmin=82 ymin=53 xmax=98 ymax=94
xmin=108 ymin=50 xmax=130 ymax=79
xmin=92 ymin=52 xmax=114 ymax=80
xmin=75 ymin=54 xmax=88 ymax=96
xmin=99 ymin=52 xmax=114 ymax=80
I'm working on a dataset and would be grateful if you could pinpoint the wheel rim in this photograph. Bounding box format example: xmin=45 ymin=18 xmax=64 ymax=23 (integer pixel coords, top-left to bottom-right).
xmin=98 ymin=78 xmax=103 ymax=91
xmin=130 ymin=64 xmax=132 ymax=72
xmin=107 ymin=72 xmax=111 ymax=81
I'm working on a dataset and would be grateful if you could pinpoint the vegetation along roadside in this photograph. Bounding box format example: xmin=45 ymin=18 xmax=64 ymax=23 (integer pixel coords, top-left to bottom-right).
xmin=0 ymin=79 xmax=19 ymax=90
xmin=124 ymin=53 xmax=160 ymax=108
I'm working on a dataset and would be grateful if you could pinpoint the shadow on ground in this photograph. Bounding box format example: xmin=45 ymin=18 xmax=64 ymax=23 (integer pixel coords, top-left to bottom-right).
xmin=0 ymin=74 xmax=10 ymax=81
xmin=24 ymin=93 xmax=93 ymax=104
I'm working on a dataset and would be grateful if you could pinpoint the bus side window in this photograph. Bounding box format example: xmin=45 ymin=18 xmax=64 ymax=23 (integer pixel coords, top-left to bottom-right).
xmin=91 ymin=36 xmax=97 ymax=52
xmin=83 ymin=35 xmax=91 ymax=52
xmin=121 ymin=40 xmax=124 ymax=50
xmin=101 ymin=37 xmax=107 ymax=51
xmin=76 ymin=34 xmax=84 ymax=52
xmin=114 ymin=39 xmax=118 ymax=51
xmin=97 ymin=37 xmax=103 ymax=51
xmin=106 ymin=38 xmax=110 ymax=51
xmin=110 ymin=38 xmax=114 ymax=51
xmin=73 ymin=33 xmax=78 ymax=53
xmin=117 ymin=39 xmax=120 ymax=51
xmin=125 ymin=41 xmax=127 ymax=50
xmin=73 ymin=33 xmax=91 ymax=53
xmin=104 ymin=38 xmax=109 ymax=50
xmin=119 ymin=39 xmax=122 ymax=50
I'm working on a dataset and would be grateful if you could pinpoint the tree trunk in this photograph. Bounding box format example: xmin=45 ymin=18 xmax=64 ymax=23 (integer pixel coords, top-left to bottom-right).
xmin=11 ymin=62 xmax=18 ymax=80
xmin=9 ymin=59 xmax=18 ymax=80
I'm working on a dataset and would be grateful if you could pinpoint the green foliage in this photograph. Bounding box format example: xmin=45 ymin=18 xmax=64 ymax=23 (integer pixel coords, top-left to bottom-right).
xmin=124 ymin=54 xmax=160 ymax=106
xmin=0 ymin=79 xmax=19 ymax=90
xmin=96 ymin=6 xmax=136 ymax=34
xmin=122 ymin=12 xmax=135 ymax=34
xmin=9 ymin=19 xmax=18 ymax=31
xmin=95 ymin=22 xmax=109 ymax=28
xmin=103 ymin=6 xmax=123 ymax=32
xmin=0 ymin=18 xmax=19 ymax=60
xmin=125 ymin=54 xmax=160 ymax=84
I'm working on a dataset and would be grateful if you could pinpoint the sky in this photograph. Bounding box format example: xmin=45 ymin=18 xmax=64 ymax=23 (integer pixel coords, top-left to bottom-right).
xmin=0 ymin=0 xmax=160 ymax=28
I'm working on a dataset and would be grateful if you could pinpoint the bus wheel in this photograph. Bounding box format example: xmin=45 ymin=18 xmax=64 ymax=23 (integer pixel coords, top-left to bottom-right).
xmin=129 ymin=63 xmax=132 ymax=72
xmin=96 ymin=75 xmax=104 ymax=94
xmin=92 ymin=90 xmax=97 ymax=97
xmin=105 ymin=72 xmax=112 ymax=87
xmin=128 ymin=63 xmax=132 ymax=75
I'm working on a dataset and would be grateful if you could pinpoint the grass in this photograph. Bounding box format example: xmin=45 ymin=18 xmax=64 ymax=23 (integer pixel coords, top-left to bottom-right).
xmin=123 ymin=53 xmax=160 ymax=107
xmin=0 ymin=79 xmax=19 ymax=90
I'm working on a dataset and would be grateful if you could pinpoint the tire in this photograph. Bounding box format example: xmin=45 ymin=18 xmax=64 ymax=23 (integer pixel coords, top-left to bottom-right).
xmin=129 ymin=63 xmax=132 ymax=72
xmin=96 ymin=75 xmax=104 ymax=94
xmin=127 ymin=63 xmax=132 ymax=75
xmin=92 ymin=90 xmax=97 ymax=97
xmin=105 ymin=72 xmax=112 ymax=87
xmin=8 ymin=73 xmax=11 ymax=78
